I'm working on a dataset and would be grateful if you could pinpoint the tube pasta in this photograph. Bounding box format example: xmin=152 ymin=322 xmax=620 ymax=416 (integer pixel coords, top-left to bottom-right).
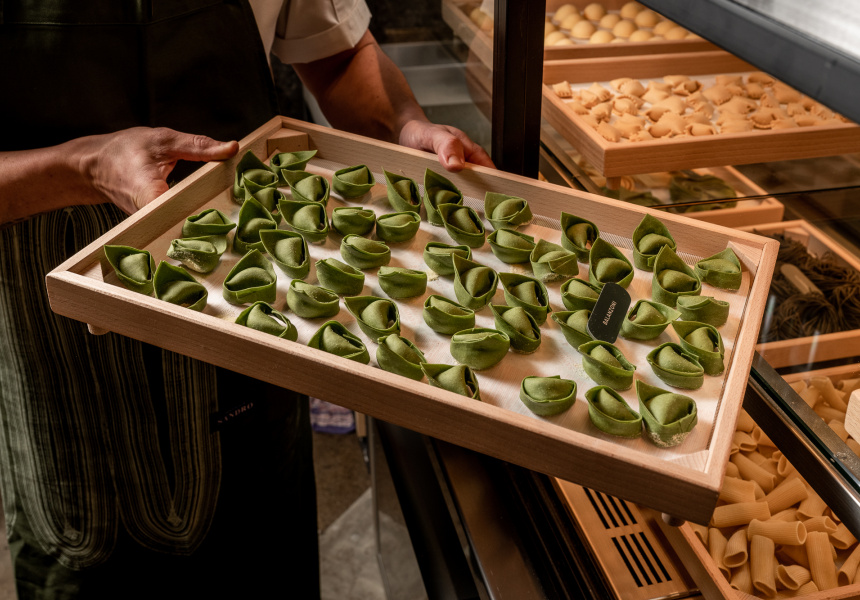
xmin=797 ymin=493 xmax=828 ymax=520
xmin=736 ymin=410 xmax=756 ymax=432
xmin=798 ymin=387 xmax=820 ymax=408
xmin=777 ymin=564 xmax=811 ymax=590
xmin=806 ymin=531 xmax=839 ymax=590
xmin=732 ymin=453 xmax=777 ymax=493
xmin=750 ymin=534 xmax=777 ymax=597
xmin=771 ymin=508 xmax=798 ymax=522
xmin=720 ymin=476 xmax=758 ymax=504
xmin=711 ymin=501 xmax=770 ymax=528
xmin=747 ymin=518 xmax=807 ymax=546
xmin=724 ymin=528 xmax=748 ymax=568
xmin=724 ymin=461 xmax=740 ymax=478
xmin=777 ymin=544 xmax=809 ymax=569
xmin=803 ymin=515 xmax=837 ymax=534
xmin=839 ymin=377 xmax=860 ymax=394
xmin=831 ymin=522 xmax=857 ymax=550
xmin=709 ymin=527 xmax=730 ymax=579
xmin=814 ymin=404 xmax=847 ymax=423
xmin=730 ymin=562 xmax=753 ymax=594
xmin=810 ymin=376 xmax=848 ymax=410
xmin=838 ymin=544 xmax=860 ymax=585
xmin=764 ymin=478 xmax=808 ymax=514
xmin=690 ymin=522 xmax=709 ymax=546
xmin=751 ymin=426 xmax=777 ymax=448
xmin=733 ymin=430 xmax=757 ymax=453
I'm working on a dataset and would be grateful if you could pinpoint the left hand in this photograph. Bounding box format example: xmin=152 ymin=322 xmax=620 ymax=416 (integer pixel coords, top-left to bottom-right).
xmin=399 ymin=120 xmax=494 ymax=172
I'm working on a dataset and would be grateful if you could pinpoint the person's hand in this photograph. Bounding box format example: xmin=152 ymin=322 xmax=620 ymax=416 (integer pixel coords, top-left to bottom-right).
xmin=83 ymin=127 xmax=238 ymax=214
xmin=398 ymin=120 xmax=494 ymax=172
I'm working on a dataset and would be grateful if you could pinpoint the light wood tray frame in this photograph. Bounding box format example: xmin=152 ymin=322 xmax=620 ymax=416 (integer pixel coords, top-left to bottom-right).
xmin=541 ymin=52 xmax=860 ymax=177
xmin=46 ymin=116 xmax=779 ymax=524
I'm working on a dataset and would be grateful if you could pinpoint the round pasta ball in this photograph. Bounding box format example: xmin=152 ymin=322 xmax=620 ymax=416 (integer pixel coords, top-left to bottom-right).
xmin=653 ymin=20 xmax=676 ymax=35
xmin=664 ymin=25 xmax=689 ymax=39
xmin=611 ymin=37 xmax=625 ymax=43
xmin=582 ymin=3 xmax=606 ymax=20
xmin=545 ymin=21 xmax=558 ymax=36
xmin=571 ymin=20 xmax=598 ymax=39
xmin=561 ymin=12 xmax=585 ymax=30
xmin=552 ymin=37 xmax=575 ymax=46
xmin=629 ymin=29 xmax=654 ymax=42
xmin=686 ymin=32 xmax=702 ymax=40
xmin=553 ymin=4 xmax=578 ymax=23
xmin=589 ymin=30 xmax=615 ymax=44
xmin=612 ymin=19 xmax=637 ymax=38
xmin=599 ymin=13 xmax=622 ymax=29
xmin=545 ymin=31 xmax=569 ymax=45
xmin=634 ymin=9 xmax=659 ymax=28
xmin=619 ymin=1 xmax=644 ymax=19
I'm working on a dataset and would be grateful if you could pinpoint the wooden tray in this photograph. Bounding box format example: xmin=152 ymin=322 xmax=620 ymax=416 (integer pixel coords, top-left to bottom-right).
xmin=542 ymin=52 xmax=860 ymax=177
xmin=739 ymin=220 xmax=860 ymax=369
xmin=46 ymin=116 xmax=779 ymax=524
xmin=442 ymin=0 xmax=717 ymax=71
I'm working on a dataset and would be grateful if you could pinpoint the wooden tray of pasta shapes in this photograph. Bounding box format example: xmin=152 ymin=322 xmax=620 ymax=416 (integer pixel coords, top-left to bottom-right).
xmin=657 ymin=371 xmax=860 ymax=600
xmin=442 ymin=0 xmax=717 ymax=72
xmin=542 ymin=51 xmax=860 ymax=178
xmin=46 ymin=116 xmax=779 ymax=524
xmin=737 ymin=220 xmax=860 ymax=370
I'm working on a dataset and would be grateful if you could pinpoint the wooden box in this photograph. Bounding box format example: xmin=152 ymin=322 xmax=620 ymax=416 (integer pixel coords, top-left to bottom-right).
xmin=542 ymin=52 xmax=860 ymax=177
xmin=739 ymin=220 xmax=860 ymax=369
xmin=46 ymin=116 xmax=779 ymax=524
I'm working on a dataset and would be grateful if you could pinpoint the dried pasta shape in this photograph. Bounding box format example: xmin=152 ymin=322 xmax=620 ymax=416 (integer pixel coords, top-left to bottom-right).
xmin=530 ymin=239 xmax=579 ymax=283
xmin=652 ymin=246 xmax=702 ymax=307
xmin=377 ymin=266 xmax=427 ymax=299
xmin=270 ymin=150 xmax=317 ymax=180
xmin=695 ymin=248 xmax=742 ymax=290
xmin=636 ymin=380 xmax=697 ymax=447
xmin=686 ymin=123 xmax=716 ymax=136
xmin=773 ymin=83 xmax=802 ymax=104
xmin=153 ymin=262 xmax=207 ymax=311
xmin=568 ymin=100 xmax=590 ymax=115
xmin=491 ymin=304 xmax=541 ymax=354
xmin=376 ymin=334 xmax=426 ymax=381
xmin=641 ymin=87 xmax=670 ymax=105
xmin=588 ymin=237 xmax=634 ymax=289
xmin=278 ymin=199 xmax=329 ymax=244
xmin=330 ymin=206 xmax=376 ymax=236
xmin=747 ymin=72 xmax=775 ymax=86
xmin=646 ymin=342 xmax=704 ymax=389
xmin=167 ymin=235 xmax=227 ymax=274
xmin=721 ymin=95 xmax=758 ymax=115
xmin=770 ymin=118 xmax=799 ymax=130
xmin=234 ymin=197 xmax=277 ymax=254
xmin=422 ymin=295 xmax=475 ymax=335
xmin=499 ymin=272 xmax=551 ymax=325
xmin=235 ymin=301 xmax=297 ymax=340
xmin=629 ymin=129 xmax=654 ymax=142
xmin=585 ymin=386 xmax=642 ymax=438
xmin=614 ymin=114 xmax=646 ymax=138
xmin=315 ymin=258 xmax=365 ymax=296
xmin=672 ymin=320 xmax=725 ymax=375
xmin=703 ymin=84 xmax=733 ymax=105
xmin=439 ymin=204 xmax=486 ymax=249
xmin=422 ymin=363 xmax=480 ymax=399
xmin=561 ymin=212 xmax=600 ymax=263
xmin=375 ymin=211 xmax=421 ymax=243
xmin=283 ymin=170 xmax=331 ymax=205
xmin=222 ymin=249 xmax=277 ymax=305
xmin=587 ymin=82 xmax=612 ymax=103
xmin=620 ymin=299 xmax=680 ymax=340
xmin=646 ymin=96 xmax=686 ymax=121
xmin=340 ymin=235 xmax=391 ymax=270
xmin=676 ymin=295 xmax=730 ymax=327
xmin=423 ymin=242 xmax=472 ymax=276
xmin=332 ymin=164 xmax=375 ymax=198
xmin=233 ymin=151 xmax=278 ymax=200
xmin=720 ymin=118 xmax=754 ymax=133
xmin=484 ymin=192 xmax=533 ymax=230
xmin=745 ymin=82 xmax=765 ymax=99
xmin=259 ymin=229 xmax=310 ymax=279
xmin=450 ymin=327 xmax=510 ymax=370
xmin=182 ymin=208 xmax=236 ymax=238
xmin=619 ymin=79 xmax=646 ymax=97
xmin=452 ymin=254 xmax=498 ymax=310
xmin=286 ymin=280 xmax=339 ymax=319
xmin=632 ymin=213 xmax=676 ymax=270
xmin=673 ymin=79 xmax=701 ymax=96
xmin=423 ymin=168 xmax=464 ymax=226
xmin=344 ymin=295 xmax=400 ymax=341
xmin=552 ymin=81 xmax=573 ymax=98
xmin=520 ymin=376 xmax=576 ymax=416
xmin=560 ymin=277 xmax=601 ymax=311
xmin=487 ymin=229 xmax=536 ymax=264
xmin=383 ymin=169 xmax=421 ymax=214
xmin=578 ymin=340 xmax=636 ymax=390
xmin=592 ymin=102 xmax=613 ymax=122
xmin=308 ymin=320 xmax=369 ymax=364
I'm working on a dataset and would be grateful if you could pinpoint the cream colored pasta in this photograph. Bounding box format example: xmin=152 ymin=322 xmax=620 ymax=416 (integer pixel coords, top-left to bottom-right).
xmin=568 ymin=101 xmax=590 ymax=115
xmin=772 ymin=451 xmax=796 ymax=478
xmin=582 ymin=2 xmax=606 ymax=21
xmin=798 ymin=386 xmax=820 ymax=408
xmin=599 ymin=13 xmax=621 ymax=29
xmin=560 ymin=13 xmax=584 ymax=30
xmin=722 ymin=95 xmax=758 ymax=114
xmin=612 ymin=96 xmax=639 ymax=115
xmin=748 ymin=71 xmax=775 ymax=85
xmin=747 ymin=518 xmax=807 ymax=546
xmin=709 ymin=527 xmax=730 ymax=579
xmin=838 ymin=543 xmax=860 ymax=585
xmin=673 ymin=79 xmax=701 ymax=96
xmin=732 ymin=453 xmax=777 ymax=492
xmin=641 ymin=87 xmax=669 ymax=105
xmin=724 ymin=528 xmax=748 ymax=568
xmin=810 ymin=376 xmax=848 ymax=410
xmin=724 ymin=461 xmax=740 ymax=478
xmin=804 ymin=515 xmax=838 ymax=534
xmin=552 ymin=81 xmax=573 ymax=99
xmin=796 ymin=580 xmax=820 ymax=594
xmin=777 ymin=544 xmax=809 ymax=569
xmin=750 ymin=534 xmax=777 ymax=597
xmin=751 ymin=426 xmax=777 ymax=448
xmin=589 ymin=30 xmax=615 ymax=44
xmin=619 ymin=1 xmax=643 ymax=19
xmin=571 ymin=20 xmax=597 ymax=39
xmin=628 ymin=29 xmax=653 ymax=42
xmin=771 ymin=507 xmax=799 ymax=522
xmin=813 ymin=404 xmax=845 ymax=423
xmin=797 ymin=492 xmax=828 ymax=519
xmin=764 ymin=477 xmax=808 ymax=514
xmin=806 ymin=531 xmax=839 ymax=590
xmin=663 ymin=26 xmax=687 ymax=40
xmin=611 ymin=19 xmax=637 ymax=38
xmin=730 ymin=561 xmax=753 ymax=594
xmin=736 ymin=410 xmax=756 ymax=433
xmin=633 ymin=9 xmax=658 ymax=27
xmin=839 ymin=377 xmax=860 ymax=394
xmin=703 ymin=84 xmax=732 ymax=105
xmin=831 ymin=522 xmax=857 ymax=550
xmin=596 ymin=121 xmax=621 ymax=142
xmin=545 ymin=31 xmax=569 ymax=45
xmin=628 ymin=129 xmax=653 ymax=142
xmin=618 ymin=79 xmax=645 ymax=97
xmin=552 ymin=3 xmax=577 ymax=23
xmin=720 ymin=476 xmax=758 ymax=504
xmin=776 ymin=564 xmax=811 ymax=591
xmin=745 ymin=82 xmax=765 ymax=99
xmin=690 ymin=521 xmax=709 ymax=546
xmin=586 ymin=82 xmax=612 ymax=103
xmin=591 ymin=101 xmax=613 ymax=122
xmin=712 ymin=501 xmax=771 ymax=528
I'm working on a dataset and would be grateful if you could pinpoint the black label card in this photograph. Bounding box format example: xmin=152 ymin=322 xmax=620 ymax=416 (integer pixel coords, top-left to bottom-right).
xmin=586 ymin=282 xmax=631 ymax=344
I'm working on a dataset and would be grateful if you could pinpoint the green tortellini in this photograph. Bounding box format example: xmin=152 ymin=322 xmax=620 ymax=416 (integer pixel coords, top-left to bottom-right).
xmin=632 ymin=214 xmax=676 ymax=271
xmin=278 ymin=199 xmax=329 ymax=244
xmin=578 ymin=340 xmax=636 ymax=391
xmin=376 ymin=335 xmax=426 ymax=381
xmin=104 ymin=245 xmax=156 ymax=294
xmin=340 ymin=235 xmax=391 ymax=270
xmin=484 ymin=192 xmax=532 ymax=230
xmin=672 ymin=320 xmax=725 ymax=376
xmin=234 ymin=197 xmax=277 ymax=254
xmin=636 ymin=380 xmax=698 ymax=448
xmin=588 ymin=237 xmax=634 ymax=289
xmin=438 ymin=204 xmax=486 ymax=248
xmin=551 ymin=310 xmax=593 ymax=349
xmin=488 ymin=229 xmax=536 ymax=264
xmin=286 ymin=280 xmax=340 ymax=319
xmin=450 ymin=328 xmax=510 ymax=370
xmin=259 ymin=229 xmax=310 ymax=279
xmin=235 ymin=301 xmax=298 ymax=341
xmin=499 ymin=272 xmax=551 ymax=325
xmin=491 ymin=304 xmax=541 ymax=354
xmin=560 ymin=213 xmax=599 ymax=263
xmin=376 ymin=211 xmax=421 ymax=243
xmin=619 ymin=300 xmax=680 ymax=340
xmin=345 ymin=295 xmax=400 ymax=341
xmin=422 ymin=364 xmax=480 ymax=399
xmin=519 ymin=376 xmax=576 ymax=416
xmin=560 ymin=278 xmax=601 ymax=312
xmin=331 ymin=206 xmax=376 ymax=236
xmin=422 ymin=295 xmax=475 ymax=335
xmin=167 ymin=235 xmax=227 ymax=274
xmin=233 ymin=151 xmax=278 ymax=200
xmin=244 ymin=187 xmax=286 ymax=224
xmin=182 ymin=208 xmax=236 ymax=238
xmin=283 ymin=170 xmax=330 ymax=205
xmin=423 ymin=242 xmax=471 ymax=276
xmin=585 ymin=386 xmax=642 ymax=438
xmin=646 ymin=343 xmax=704 ymax=390
xmin=452 ymin=254 xmax=498 ymax=310
xmin=652 ymin=246 xmax=702 ymax=307
xmin=153 ymin=262 xmax=207 ymax=311
xmin=383 ymin=169 xmax=421 ymax=214
xmin=695 ymin=248 xmax=742 ymax=290
xmin=378 ymin=267 xmax=427 ymax=299
xmin=676 ymin=296 xmax=730 ymax=328
xmin=530 ymin=239 xmax=579 ymax=283
xmin=270 ymin=150 xmax=317 ymax=179
xmin=423 ymin=168 xmax=463 ymax=226
xmin=308 ymin=320 xmax=370 ymax=364
xmin=315 ymin=258 xmax=365 ymax=296
xmin=222 ymin=249 xmax=277 ymax=305
xmin=332 ymin=164 xmax=375 ymax=198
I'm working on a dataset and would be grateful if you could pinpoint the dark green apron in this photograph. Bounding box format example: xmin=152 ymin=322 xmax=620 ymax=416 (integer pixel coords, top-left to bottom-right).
xmin=0 ymin=2 xmax=319 ymax=598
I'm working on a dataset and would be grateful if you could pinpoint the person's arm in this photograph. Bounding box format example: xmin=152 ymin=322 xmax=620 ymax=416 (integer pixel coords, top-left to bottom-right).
xmin=293 ymin=30 xmax=493 ymax=172
xmin=0 ymin=128 xmax=237 ymax=226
